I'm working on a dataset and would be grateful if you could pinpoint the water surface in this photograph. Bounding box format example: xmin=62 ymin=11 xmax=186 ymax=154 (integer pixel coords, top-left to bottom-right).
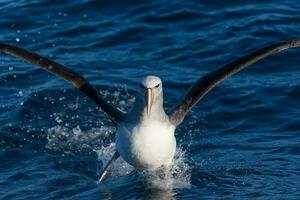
xmin=0 ymin=1 xmax=300 ymax=199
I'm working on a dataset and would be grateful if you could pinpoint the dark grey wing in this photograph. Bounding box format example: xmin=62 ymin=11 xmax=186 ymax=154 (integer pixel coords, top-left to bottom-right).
xmin=168 ymin=40 xmax=300 ymax=126
xmin=0 ymin=43 xmax=123 ymax=124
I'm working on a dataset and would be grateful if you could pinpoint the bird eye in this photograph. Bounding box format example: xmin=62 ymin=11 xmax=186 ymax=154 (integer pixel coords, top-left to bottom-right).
xmin=155 ymin=84 xmax=160 ymax=88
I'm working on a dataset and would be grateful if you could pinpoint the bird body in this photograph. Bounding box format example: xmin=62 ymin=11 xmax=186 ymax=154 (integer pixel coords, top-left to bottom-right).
xmin=116 ymin=119 xmax=176 ymax=169
xmin=116 ymin=76 xmax=176 ymax=169
xmin=1 ymin=40 xmax=300 ymax=182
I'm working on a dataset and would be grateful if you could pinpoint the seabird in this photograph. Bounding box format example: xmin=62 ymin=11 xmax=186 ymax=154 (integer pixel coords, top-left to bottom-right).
xmin=1 ymin=40 xmax=300 ymax=182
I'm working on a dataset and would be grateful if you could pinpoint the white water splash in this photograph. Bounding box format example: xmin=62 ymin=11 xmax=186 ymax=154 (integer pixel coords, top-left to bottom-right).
xmin=98 ymin=87 xmax=135 ymax=112
xmin=46 ymin=125 xmax=114 ymax=152
xmin=94 ymin=143 xmax=134 ymax=178
xmin=46 ymin=125 xmax=192 ymax=189
xmin=141 ymin=148 xmax=192 ymax=190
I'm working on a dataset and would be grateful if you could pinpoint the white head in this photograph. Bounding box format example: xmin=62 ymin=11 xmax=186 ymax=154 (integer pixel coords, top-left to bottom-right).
xmin=138 ymin=75 xmax=163 ymax=117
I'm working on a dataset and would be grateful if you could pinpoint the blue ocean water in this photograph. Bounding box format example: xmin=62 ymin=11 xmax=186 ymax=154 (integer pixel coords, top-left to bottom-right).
xmin=0 ymin=0 xmax=300 ymax=199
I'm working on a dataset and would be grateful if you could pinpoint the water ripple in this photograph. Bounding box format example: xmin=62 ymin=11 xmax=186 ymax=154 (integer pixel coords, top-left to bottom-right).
xmin=1 ymin=0 xmax=300 ymax=199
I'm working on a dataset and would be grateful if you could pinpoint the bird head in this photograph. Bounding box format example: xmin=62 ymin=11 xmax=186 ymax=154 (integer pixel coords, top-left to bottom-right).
xmin=138 ymin=75 xmax=162 ymax=117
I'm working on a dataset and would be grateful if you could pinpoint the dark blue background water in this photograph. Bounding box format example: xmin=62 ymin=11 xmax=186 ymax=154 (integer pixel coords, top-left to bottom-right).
xmin=0 ymin=1 xmax=300 ymax=199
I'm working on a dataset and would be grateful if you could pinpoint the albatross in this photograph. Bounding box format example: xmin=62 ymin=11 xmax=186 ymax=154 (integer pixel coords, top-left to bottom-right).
xmin=1 ymin=40 xmax=300 ymax=182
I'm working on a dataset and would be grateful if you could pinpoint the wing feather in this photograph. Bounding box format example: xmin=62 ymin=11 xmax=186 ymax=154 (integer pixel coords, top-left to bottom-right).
xmin=0 ymin=43 xmax=123 ymax=124
xmin=168 ymin=40 xmax=300 ymax=126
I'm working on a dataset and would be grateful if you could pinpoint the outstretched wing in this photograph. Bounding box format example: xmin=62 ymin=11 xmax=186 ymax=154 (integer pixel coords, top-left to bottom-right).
xmin=0 ymin=43 xmax=123 ymax=124
xmin=168 ymin=40 xmax=300 ymax=126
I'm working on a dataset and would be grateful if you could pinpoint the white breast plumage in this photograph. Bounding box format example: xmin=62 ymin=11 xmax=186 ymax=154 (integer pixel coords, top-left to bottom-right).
xmin=116 ymin=120 xmax=176 ymax=169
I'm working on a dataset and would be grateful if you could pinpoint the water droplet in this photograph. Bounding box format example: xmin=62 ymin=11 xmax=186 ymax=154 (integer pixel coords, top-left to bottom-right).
xmin=18 ymin=91 xmax=23 ymax=97
xmin=55 ymin=116 xmax=62 ymax=124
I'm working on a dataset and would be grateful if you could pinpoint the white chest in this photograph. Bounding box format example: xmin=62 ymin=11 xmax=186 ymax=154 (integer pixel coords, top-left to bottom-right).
xmin=116 ymin=120 xmax=176 ymax=169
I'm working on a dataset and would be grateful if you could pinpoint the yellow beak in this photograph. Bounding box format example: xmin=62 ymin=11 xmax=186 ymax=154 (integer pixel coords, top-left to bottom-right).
xmin=147 ymin=88 xmax=154 ymax=117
